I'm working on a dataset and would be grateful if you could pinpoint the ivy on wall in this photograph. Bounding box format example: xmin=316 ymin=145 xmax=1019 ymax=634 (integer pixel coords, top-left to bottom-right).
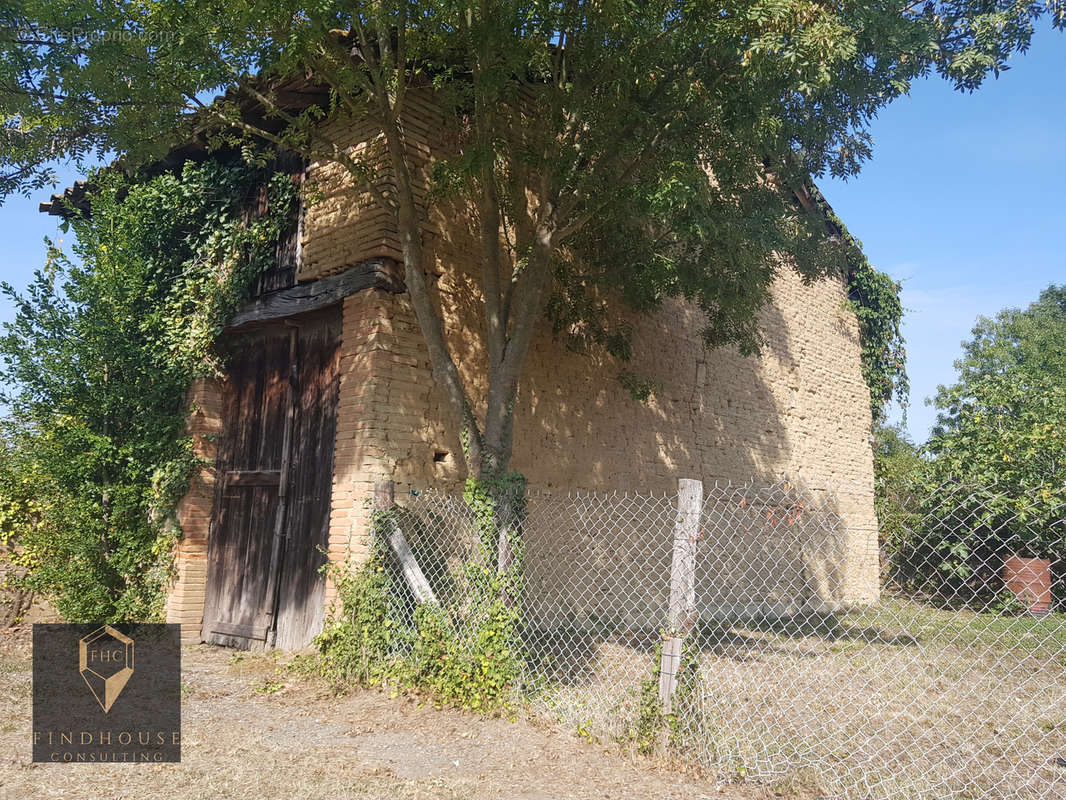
xmin=0 ymin=158 xmax=298 ymax=622
xmin=846 ymin=256 xmax=908 ymax=424
xmin=813 ymin=187 xmax=909 ymax=424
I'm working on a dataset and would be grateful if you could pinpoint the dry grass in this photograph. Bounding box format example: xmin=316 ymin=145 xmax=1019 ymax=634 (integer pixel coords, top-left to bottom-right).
xmin=530 ymin=598 xmax=1066 ymax=800
xmin=5 ymin=596 xmax=1062 ymax=799
xmin=1 ymin=634 xmax=762 ymax=800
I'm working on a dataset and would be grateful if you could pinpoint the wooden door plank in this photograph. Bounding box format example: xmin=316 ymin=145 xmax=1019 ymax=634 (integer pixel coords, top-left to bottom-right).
xmin=202 ymin=328 xmax=290 ymax=649
xmin=264 ymin=327 xmax=298 ymax=647
xmin=273 ymin=308 xmax=341 ymax=650
xmin=203 ymin=306 xmax=342 ymax=651
xmin=209 ymin=621 xmax=270 ymax=641
xmin=225 ymin=470 xmax=281 ymax=487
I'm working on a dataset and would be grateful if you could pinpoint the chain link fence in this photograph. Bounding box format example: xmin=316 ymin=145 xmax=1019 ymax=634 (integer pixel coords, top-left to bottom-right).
xmin=370 ymin=477 xmax=1065 ymax=799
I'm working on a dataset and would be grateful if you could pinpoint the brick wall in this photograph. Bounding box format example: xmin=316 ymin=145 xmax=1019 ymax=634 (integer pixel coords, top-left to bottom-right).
xmin=296 ymin=90 xmax=878 ymax=610
xmin=164 ymin=377 xmax=222 ymax=643
xmin=167 ymin=89 xmax=880 ymax=641
xmin=320 ymin=273 xmax=879 ymax=610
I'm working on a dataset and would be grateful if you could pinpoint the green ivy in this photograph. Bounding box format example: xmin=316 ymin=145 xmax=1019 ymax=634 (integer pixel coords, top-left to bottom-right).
xmin=629 ymin=636 xmax=706 ymax=758
xmin=0 ymin=157 xmax=299 ymax=622
xmin=315 ymin=538 xmax=397 ymax=687
xmin=633 ymin=670 xmax=665 ymax=756
xmin=810 ymin=186 xmax=908 ymax=423
xmin=846 ymin=260 xmax=908 ymax=424
xmin=316 ymin=485 xmax=525 ymax=712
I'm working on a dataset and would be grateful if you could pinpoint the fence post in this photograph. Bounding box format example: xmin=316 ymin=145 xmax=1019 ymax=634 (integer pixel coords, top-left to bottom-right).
xmin=374 ymin=479 xmax=438 ymax=605
xmin=659 ymin=477 xmax=702 ymax=714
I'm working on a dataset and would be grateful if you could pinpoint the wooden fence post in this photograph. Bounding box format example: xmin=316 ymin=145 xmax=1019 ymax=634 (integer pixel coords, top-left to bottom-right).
xmin=374 ymin=480 xmax=438 ymax=605
xmin=659 ymin=477 xmax=702 ymax=713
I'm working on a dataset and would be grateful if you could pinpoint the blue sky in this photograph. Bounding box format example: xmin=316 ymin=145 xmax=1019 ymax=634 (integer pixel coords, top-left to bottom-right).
xmin=822 ymin=25 xmax=1065 ymax=442
xmin=1 ymin=27 xmax=1063 ymax=442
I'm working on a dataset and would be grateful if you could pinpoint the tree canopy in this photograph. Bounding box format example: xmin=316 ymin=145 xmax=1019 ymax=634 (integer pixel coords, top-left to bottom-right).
xmin=876 ymin=285 xmax=1065 ymax=601
xmin=928 ymin=285 xmax=1066 ymax=536
xmin=2 ymin=1 xmax=1060 ymax=482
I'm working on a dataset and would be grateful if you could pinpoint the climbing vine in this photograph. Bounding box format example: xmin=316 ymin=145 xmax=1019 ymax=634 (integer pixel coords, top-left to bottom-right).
xmin=811 ymin=186 xmax=908 ymax=423
xmin=628 ymin=637 xmax=706 ymax=758
xmin=0 ymin=157 xmax=299 ymax=622
xmin=846 ymin=259 xmax=908 ymax=423
xmin=314 ymin=532 xmax=398 ymax=686
xmin=316 ymin=482 xmax=526 ymax=712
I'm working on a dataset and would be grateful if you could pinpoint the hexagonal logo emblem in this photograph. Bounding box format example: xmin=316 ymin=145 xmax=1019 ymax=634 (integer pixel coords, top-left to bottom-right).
xmin=78 ymin=625 xmax=134 ymax=712
xmin=34 ymin=623 xmax=180 ymax=762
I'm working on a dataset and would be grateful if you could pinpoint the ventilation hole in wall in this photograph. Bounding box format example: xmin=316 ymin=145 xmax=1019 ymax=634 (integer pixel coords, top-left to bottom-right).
xmin=433 ymin=450 xmax=450 ymax=463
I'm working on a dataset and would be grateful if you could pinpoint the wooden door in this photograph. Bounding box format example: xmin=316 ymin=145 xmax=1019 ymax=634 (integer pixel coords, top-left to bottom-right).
xmin=201 ymin=307 xmax=341 ymax=649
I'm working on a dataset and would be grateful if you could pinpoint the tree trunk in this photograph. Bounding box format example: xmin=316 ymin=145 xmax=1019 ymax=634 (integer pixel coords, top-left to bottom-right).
xmin=376 ymin=85 xmax=554 ymax=586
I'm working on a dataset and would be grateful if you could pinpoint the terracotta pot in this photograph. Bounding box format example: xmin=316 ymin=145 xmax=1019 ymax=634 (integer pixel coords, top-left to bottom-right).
xmin=1002 ymin=555 xmax=1053 ymax=615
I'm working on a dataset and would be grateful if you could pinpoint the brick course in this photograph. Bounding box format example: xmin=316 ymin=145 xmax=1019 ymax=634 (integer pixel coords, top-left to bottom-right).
xmin=164 ymin=377 xmax=222 ymax=643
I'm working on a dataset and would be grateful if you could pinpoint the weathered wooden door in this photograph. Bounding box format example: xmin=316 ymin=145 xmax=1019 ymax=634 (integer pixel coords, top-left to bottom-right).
xmin=201 ymin=307 xmax=341 ymax=649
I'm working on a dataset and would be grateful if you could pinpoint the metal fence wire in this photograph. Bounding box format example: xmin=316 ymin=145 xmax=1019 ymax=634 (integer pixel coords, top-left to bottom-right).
xmin=375 ymin=477 xmax=1066 ymax=799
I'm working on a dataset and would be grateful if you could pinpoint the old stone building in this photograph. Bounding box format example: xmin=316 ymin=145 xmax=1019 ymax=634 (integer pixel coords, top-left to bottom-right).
xmin=48 ymin=90 xmax=878 ymax=648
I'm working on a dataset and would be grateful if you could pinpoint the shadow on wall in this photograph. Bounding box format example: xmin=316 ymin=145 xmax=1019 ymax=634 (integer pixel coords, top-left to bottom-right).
xmin=514 ymin=297 xmax=802 ymax=492
xmin=421 ymin=233 xmax=801 ymax=492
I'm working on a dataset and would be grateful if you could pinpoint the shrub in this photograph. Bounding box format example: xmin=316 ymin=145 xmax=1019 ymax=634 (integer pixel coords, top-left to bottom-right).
xmin=0 ymin=158 xmax=298 ymax=621
xmin=315 ymin=491 xmax=524 ymax=712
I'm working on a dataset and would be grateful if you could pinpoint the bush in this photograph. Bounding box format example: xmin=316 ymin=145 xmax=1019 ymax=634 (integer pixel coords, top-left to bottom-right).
xmin=315 ymin=495 xmax=524 ymax=712
xmin=0 ymin=158 xmax=298 ymax=621
xmin=315 ymin=547 xmax=396 ymax=686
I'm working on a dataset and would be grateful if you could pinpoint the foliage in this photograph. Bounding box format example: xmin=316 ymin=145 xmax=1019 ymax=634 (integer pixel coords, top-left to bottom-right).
xmin=880 ymin=286 xmax=1066 ymax=600
xmin=2 ymin=0 xmax=1057 ymax=486
xmin=629 ymin=637 xmax=705 ymax=758
xmin=872 ymin=422 xmax=926 ymax=561
xmin=316 ymin=497 xmax=524 ymax=712
xmin=927 ymin=286 xmax=1066 ymax=558
xmin=847 ymin=261 xmax=908 ymax=423
xmin=407 ymin=595 xmax=521 ymax=711
xmin=810 ymin=187 xmax=909 ymax=422
xmin=633 ymin=670 xmax=665 ymax=756
xmin=0 ymin=158 xmax=298 ymax=621
xmin=665 ymin=647 xmax=706 ymax=754
xmin=315 ymin=540 xmax=397 ymax=686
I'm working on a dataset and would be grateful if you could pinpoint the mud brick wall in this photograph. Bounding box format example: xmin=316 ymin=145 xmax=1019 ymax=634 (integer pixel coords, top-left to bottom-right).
xmin=303 ymin=90 xmax=879 ymax=613
xmin=165 ymin=377 xmax=223 ymax=643
xmin=168 ymin=88 xmax=879 ymax=641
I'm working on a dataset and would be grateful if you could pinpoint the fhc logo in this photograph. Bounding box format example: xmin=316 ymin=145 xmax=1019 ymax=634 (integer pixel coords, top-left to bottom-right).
xmin=33 ymin=624 xmax=181 ymax=763
xmin=79 ymin=626 xmax=134 ymax=712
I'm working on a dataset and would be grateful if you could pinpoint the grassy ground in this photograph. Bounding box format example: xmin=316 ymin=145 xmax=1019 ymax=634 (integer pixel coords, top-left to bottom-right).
xmin=532 ymin=596 xmax=1066 ymax=800
xmin=1 ymin=630 xmax=780 ymax=800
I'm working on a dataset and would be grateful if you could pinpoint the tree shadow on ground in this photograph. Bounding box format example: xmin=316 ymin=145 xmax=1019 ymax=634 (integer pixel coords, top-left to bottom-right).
xmin=521 ymin=610 xmax=920 ymax=688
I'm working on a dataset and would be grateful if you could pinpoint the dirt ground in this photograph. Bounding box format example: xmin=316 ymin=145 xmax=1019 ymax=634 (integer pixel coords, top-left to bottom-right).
xmin=0 ymin=626 xmax=780 ymax=800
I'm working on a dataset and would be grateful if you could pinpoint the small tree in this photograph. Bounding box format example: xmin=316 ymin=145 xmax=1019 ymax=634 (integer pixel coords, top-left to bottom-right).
xmin=927 ymin=285 xmax=1066 ymax=560
xmin=886 ymin=286 xmax=1066 ymax=603
xmin=0 ymin=161 xmax=298 ymax=620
